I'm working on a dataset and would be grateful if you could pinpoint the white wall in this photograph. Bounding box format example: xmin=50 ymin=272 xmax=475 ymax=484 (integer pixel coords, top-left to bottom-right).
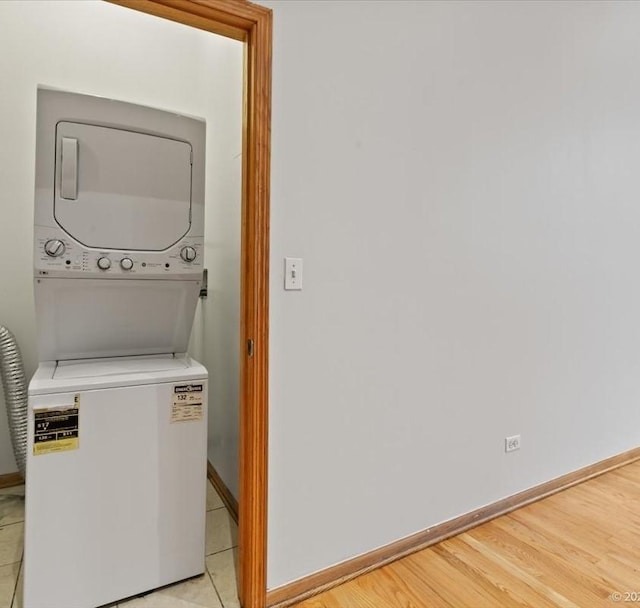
xmin=190 ymin=47 xmax=243 ymax=499
xmin=265 ymin=0 xmax=640 ymax=589
xmin=0 ymin=2 xmax=243 ymax=482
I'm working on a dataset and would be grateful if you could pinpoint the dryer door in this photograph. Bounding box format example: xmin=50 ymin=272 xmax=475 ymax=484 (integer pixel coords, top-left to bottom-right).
xmin=54 ymin=122 xmax=192 ymax=251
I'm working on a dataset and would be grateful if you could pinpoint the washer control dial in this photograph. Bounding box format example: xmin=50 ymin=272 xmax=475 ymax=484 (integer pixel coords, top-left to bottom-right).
xmin=44 ymin=239 xmax=65 ymax=257
xmin=97 ymin=257 xmax=111 ymax=270
xmin=180 ymin=246 xmax=197 ymax=262
xmin=120 ymin=257 xmax=134 ymax=271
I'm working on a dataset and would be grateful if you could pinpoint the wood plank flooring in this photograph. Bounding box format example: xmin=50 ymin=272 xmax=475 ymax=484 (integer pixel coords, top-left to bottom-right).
xmin=296 ymin=460 xmax=640 ymax=608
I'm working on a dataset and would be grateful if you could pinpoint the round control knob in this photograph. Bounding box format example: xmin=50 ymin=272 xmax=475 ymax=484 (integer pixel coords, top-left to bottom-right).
xmin=44 ymin=239 xmax=65 ymax=257
xmin=97 ymin=257 xmax=111 ymax=270
xmin=180 ymin=246 xmax=197 ymax=263
xmin=120 ymin=257 xmax=134 ymax=271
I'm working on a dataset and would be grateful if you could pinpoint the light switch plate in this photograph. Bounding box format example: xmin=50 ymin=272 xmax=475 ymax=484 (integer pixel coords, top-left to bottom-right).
xmin=284 ymin=257 xmax=303 ymax=290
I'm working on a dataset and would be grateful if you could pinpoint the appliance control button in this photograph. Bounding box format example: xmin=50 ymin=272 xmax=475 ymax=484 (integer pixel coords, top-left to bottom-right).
xmin=97 ymin=257 xmax=111 ymax=270
xmin=180 ymin=246 xmax=197 ymax=262
xmin=120 ymin=257 xmax=134 ymax=270
xmin=44 ymin=239 xmax=65 ymax=257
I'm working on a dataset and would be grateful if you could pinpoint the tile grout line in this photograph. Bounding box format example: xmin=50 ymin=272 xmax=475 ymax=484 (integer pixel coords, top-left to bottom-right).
xmin=0 ymin=520 xmax=24 ymax=531
xmin=205 ymin=563 xmax=226 ymax=608
xmin=205 ymin=544 xmax=238 ymax=558
xmin=10 ymin=557 xmax=22 ymax=608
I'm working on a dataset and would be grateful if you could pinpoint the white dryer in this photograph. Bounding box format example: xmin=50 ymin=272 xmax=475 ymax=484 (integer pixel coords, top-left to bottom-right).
xmin=25 ymin=88 xmax=209 ymax=608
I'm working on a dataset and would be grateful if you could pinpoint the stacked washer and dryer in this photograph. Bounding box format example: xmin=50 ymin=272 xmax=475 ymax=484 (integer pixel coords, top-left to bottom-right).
xmin=25 ymin=88 xmax=209 ymax=608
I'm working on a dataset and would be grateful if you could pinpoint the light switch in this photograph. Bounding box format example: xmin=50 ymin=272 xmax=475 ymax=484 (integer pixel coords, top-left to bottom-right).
xmin=284 ymin=257 xmax=303 ymax=290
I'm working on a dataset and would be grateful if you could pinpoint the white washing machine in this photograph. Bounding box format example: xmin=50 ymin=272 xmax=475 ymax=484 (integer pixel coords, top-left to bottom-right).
xmin=26 ymin=355 xmax=207 ymax=608
xmin=24 ymin=88 xmax=209 ymax=608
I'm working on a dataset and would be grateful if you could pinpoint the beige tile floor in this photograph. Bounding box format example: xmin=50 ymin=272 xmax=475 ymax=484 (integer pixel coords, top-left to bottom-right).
xmin=0 ymin=482 xmax=240 ymax=608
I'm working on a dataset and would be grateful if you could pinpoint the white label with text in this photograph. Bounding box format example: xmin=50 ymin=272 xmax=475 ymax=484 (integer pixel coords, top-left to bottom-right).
xmin=171 ymin=383 xmax=204 ymax=423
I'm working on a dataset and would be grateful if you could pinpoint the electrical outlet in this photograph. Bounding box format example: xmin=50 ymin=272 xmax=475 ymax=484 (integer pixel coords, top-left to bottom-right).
xmin=505 ymin=434 xmax=521 ymax=453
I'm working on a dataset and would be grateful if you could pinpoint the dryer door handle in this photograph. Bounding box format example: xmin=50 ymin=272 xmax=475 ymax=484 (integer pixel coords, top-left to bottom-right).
xmin=60 ymin=137 xmax=78 ymax=200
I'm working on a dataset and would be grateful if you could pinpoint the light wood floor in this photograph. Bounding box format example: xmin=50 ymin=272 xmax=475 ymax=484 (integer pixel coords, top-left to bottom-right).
xmin=297 ymin=460 xmax=640 ymax=607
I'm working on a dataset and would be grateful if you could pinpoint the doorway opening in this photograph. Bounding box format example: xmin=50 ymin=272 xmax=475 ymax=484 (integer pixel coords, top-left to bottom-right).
xmin=108 ymin=2 xmax=272 ymax=607
xmin=0 ymin=0 xmax=271 ymax=607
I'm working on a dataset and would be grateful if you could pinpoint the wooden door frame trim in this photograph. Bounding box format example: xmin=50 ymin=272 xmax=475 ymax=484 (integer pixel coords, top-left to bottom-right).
xmin=106 ymin=2 xmax=271 ymax=607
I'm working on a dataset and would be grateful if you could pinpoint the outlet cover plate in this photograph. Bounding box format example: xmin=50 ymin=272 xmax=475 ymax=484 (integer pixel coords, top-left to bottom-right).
xmin=505 ymin=435 xmax=521 ymax=452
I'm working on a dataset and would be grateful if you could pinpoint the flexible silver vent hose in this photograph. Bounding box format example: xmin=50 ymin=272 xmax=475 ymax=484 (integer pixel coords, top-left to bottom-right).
xmin=0 ymin=327 xmax=27 ymax=476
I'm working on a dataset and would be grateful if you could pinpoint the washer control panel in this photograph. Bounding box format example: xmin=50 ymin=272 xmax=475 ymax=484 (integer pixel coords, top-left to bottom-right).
xmin=35 ymin=226 xmax=203 ymax=278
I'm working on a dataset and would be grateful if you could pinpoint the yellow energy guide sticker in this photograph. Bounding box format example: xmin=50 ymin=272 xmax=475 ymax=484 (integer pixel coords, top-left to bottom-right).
xmin=33 ymin=394 xmax=79 ymax=455
xmin=171 ymin=383 xmax=204 ymax=423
